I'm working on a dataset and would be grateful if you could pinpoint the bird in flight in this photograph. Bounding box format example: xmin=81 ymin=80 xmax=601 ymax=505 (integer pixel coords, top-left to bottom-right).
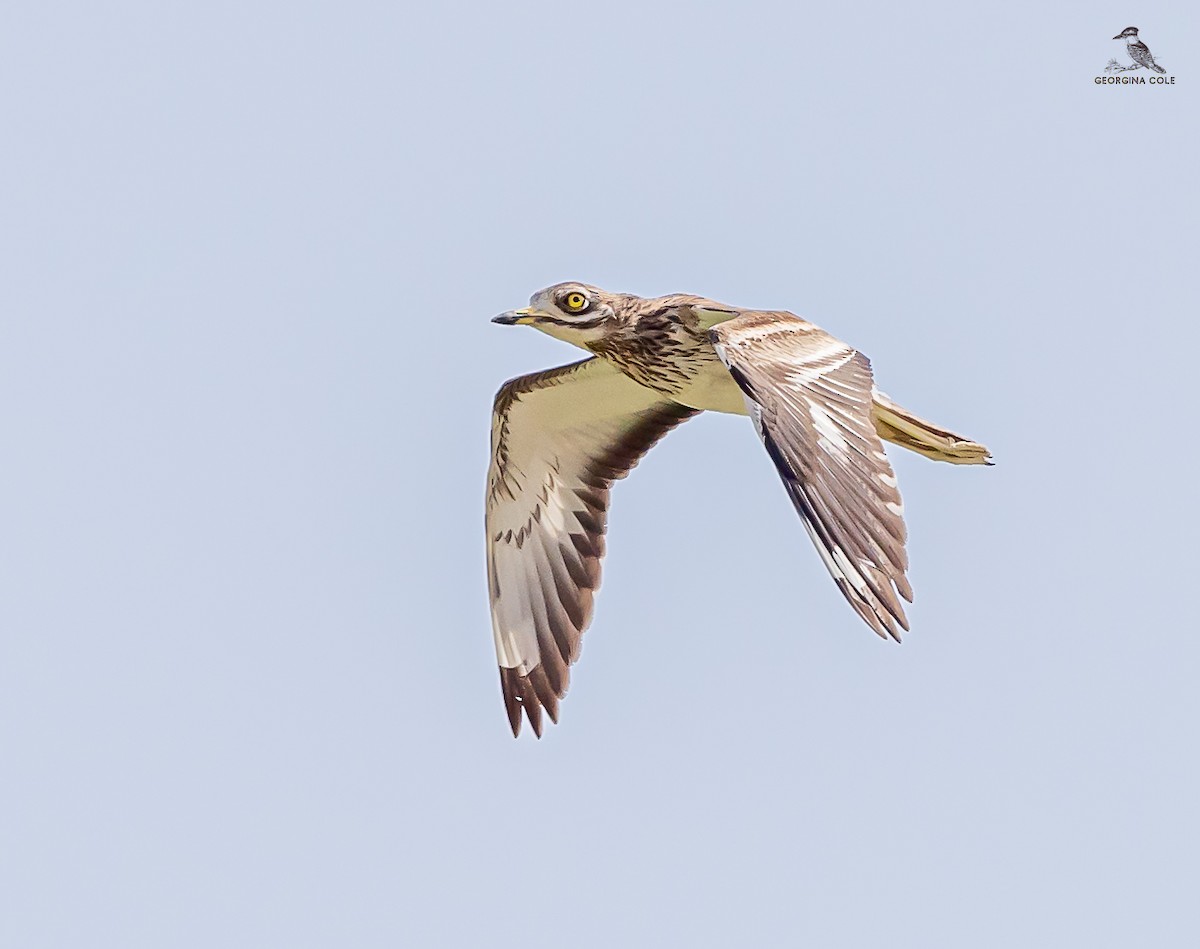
xmin=1112 ymin=27 xmax=1166 ymax=73
xmin=487 ymin=283 xmax=991 ymax=736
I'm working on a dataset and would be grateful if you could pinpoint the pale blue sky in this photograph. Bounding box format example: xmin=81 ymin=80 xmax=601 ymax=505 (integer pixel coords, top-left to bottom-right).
xmin=2 ymin=1 xmax=1198 ymax=946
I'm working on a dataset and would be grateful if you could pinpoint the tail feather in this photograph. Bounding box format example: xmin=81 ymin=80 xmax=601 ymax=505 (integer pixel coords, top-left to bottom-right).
xmin=871 ymin=390 xmax=992 ymax=465
xmin=1152 ymin=62 xmax=1166 ymax=74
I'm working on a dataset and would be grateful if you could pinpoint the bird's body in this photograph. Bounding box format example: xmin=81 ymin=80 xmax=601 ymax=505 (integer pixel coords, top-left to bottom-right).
xmin=583 ymin=293 xmax=749 ymax=414
xmin=487 ymin=283 xmax=991 ymax=736
xmin=1113 ymin=26 xmax=1166 ymax=73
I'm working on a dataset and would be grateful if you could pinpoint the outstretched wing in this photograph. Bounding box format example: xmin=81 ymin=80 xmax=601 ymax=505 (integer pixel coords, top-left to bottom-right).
xmin=710 ymin=313 xmax=912 ymax=640
xmin=487 ymin=358 xmax=698 ymax=736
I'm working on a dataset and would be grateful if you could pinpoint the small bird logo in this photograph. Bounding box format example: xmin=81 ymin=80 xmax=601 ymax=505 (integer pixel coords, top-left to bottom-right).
xmin=1108 ymin=27 xmax=1166 ymax=74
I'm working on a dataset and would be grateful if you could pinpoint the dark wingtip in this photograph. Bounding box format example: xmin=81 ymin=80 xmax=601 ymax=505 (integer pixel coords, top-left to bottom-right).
xmin=500 ymin=666 xmax=555 ymax=738
xmin=526 ymin=697 xmax=544 ymax=738
xmin=501 ymin=668 xmax=523 ymax=737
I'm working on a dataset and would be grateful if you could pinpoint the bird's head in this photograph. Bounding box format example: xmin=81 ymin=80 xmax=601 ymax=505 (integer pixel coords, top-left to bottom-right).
xmin=1113 ymin=26 xmax=1139 ymax=39
xmin=493 ymin=282 xmax=627 ymax=350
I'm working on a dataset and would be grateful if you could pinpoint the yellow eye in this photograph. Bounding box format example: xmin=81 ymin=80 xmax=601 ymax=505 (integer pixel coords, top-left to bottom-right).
xmin=563 ymin=292 xmax=588 ymax=312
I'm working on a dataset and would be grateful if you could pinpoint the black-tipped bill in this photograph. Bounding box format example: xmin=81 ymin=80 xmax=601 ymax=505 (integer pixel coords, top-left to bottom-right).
xmin=492 ymin=308 xmax=537 ymax=325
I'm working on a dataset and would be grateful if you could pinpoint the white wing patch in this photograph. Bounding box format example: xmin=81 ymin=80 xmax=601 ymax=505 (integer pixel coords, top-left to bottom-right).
xmin=809 ymin=402 xmax=849 ymax=454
